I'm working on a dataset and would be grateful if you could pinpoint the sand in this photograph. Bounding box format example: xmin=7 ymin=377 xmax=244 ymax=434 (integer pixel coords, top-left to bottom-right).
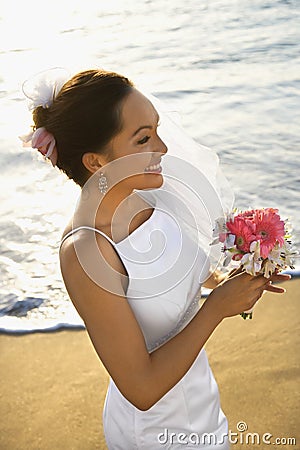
xmin=1 ymin=280 xmax=299 ymax=450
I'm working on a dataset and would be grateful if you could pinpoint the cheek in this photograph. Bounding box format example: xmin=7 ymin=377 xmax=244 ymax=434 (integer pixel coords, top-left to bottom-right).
xmin=116 ymin=154 xmax=152 ymax=183
xmin=128 ymin=150 xmax=153 ymax=171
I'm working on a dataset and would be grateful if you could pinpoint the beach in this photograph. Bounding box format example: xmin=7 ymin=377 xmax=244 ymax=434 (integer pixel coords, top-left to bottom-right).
xmin=1 ymin=1 xmax=299 ymax=448
xmin=1 ymin=280 xmax=299 ymax=450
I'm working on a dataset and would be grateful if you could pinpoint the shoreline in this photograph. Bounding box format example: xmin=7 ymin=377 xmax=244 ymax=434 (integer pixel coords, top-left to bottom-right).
xmin=1 ymin=270 xmax=299 ymax=336
xmin=1 ymin=280 xmax=299 ymax=450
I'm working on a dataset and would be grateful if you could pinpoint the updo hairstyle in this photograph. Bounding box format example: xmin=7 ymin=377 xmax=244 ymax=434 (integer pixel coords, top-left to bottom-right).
xmin=32 ymin=69 xmax=134 ymax=186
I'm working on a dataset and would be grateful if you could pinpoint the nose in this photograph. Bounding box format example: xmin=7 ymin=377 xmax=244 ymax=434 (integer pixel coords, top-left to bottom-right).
xmin=156 ymin=135 xmax=168 ymax=156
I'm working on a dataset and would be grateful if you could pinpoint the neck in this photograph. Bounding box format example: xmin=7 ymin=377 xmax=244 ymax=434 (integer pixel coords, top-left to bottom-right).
xmin=97 ymin=184 xmax=138 ymax=226
xmin=73 ymin=179 xmax=149 ymax=231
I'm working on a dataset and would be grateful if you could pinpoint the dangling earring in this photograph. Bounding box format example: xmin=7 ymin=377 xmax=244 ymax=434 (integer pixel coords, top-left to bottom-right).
xmin=98 ymin=171 xmax=108 ymax=194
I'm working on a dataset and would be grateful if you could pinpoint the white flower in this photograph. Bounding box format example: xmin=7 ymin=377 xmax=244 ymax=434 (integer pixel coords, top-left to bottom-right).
xmin=281 ymin=240 xmax=298 ymax=267
xmin=225 ymin=234 xmax=236 ymax=249
xmin=211 ymin=216 xmax=228 ymax=246
xmin=261 ymin=244 xmax=283 ymax=276
xmin=284 ymin=218 xmax=293 ymax=236
xmin=212 ymin=216 xmax=226 ymax=237
xmin=241 ymin=241 xmax=263 ymax=276
xmin=226 ymin=209 xmax=236 ymax=223
xmin=268 ymin=245 xmax=281 ymax=264
xmin=263 ymin=258 xmax=277 ymax=278
xmin=249 ymin=240 xmax=260 ymax=254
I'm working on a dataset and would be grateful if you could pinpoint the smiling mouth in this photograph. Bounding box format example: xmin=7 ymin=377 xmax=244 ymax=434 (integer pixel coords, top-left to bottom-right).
xmin=144 ymin=161 xmax=162 ymax=173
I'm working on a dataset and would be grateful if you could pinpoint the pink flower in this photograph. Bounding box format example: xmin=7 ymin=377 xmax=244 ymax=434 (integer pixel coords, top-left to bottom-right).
xmin=253 ymin=208 xmax=285 ymax=259
xmin=239 ymin=209 xmax=256 ymax=220
xmin=226 ymin=217 xmax=256 ymax=252
xmin=19 ymin=126 xmax=58 ymax=167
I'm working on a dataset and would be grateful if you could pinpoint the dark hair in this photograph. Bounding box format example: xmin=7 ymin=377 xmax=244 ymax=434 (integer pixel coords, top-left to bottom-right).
xmin=32 ymin=69 xmax=134 ymax=186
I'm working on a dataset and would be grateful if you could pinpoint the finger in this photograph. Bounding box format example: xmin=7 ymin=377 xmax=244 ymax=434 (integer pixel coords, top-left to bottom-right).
xmin=232 ymin=265 xmax=244 ymax=274
xmin=252 ymin=273 xmax=291 ymax=290
xmin=269 ymin=273 xmax=292 ymax=283
xmin=264 ymin=283 xmax=286 ymax=293
xmin=228 ymin=266 xmax=244 ymax=278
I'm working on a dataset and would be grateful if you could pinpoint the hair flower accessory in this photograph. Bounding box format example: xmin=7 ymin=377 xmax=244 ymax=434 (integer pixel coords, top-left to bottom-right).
xmin=22 ymin=67 xmax=70 ymax=110
xmin=19 ymin=68 xmax=69 ymax=166
xmin=19 ymin=127 xmax=58 ymax=167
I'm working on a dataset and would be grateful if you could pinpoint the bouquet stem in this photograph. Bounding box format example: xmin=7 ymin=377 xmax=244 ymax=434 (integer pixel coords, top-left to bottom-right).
xmin=240 ymin=312 xmax=253 ymax=320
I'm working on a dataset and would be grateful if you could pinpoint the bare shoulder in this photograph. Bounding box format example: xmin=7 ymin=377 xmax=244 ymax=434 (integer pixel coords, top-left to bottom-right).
xmin=61 ymin=221 xmax=127 ymax=273
xmin=60 ymin=228 xmax=129 ymax=317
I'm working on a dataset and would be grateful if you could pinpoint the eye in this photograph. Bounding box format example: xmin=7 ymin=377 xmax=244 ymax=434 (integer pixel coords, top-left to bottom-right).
xmin=137 ymin=135 xmax=150 ymax=145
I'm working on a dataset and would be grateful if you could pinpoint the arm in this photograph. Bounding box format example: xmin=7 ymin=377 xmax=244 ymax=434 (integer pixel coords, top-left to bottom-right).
xmin=60 ymin=233 xmax=290 ymax=411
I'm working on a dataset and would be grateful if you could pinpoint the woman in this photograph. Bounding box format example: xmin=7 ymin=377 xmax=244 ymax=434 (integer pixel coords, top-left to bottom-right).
xmin=22 ymin=68 xmax=290 ymax=449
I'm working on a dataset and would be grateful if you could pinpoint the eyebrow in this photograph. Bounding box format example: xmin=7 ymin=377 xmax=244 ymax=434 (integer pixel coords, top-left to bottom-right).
xmin=132 ymin=113 xmax=160 ymax=137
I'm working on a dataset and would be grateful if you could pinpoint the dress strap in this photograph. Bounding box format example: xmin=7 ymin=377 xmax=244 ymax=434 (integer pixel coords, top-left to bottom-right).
xmin=59 ymin=226 xmax=116 ymax=249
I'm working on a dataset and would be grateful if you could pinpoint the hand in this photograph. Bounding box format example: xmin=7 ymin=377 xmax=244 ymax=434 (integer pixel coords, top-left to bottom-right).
xmin=206 ymin=269 xmax=291 ymax=320
xmin=220 ymin=267 xmax=290 ymax=292
xmin=263 ymin=270 xmax=291 ymax=294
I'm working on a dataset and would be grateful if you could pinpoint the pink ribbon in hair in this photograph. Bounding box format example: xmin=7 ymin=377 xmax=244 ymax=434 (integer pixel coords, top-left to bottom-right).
xmin=19 ymin=127 xmax=58 ymax=167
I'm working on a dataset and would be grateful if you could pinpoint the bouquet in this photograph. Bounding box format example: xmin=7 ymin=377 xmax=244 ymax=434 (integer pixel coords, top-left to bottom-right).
xmin=212 ymin=208 xmax=297 ymax=319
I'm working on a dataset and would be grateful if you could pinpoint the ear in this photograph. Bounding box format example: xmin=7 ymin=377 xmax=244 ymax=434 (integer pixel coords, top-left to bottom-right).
xmin=82 ymin=152 xmax=105 ymax=174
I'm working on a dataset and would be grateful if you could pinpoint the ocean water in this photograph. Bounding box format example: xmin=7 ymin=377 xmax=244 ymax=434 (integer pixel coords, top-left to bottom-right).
xmin=0 ymin=0 xmax=299 ymax=333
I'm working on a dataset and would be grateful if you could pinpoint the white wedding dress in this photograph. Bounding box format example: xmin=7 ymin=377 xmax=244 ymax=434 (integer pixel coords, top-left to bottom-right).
xmin=61 ymin=193 xmax=229 ymax=449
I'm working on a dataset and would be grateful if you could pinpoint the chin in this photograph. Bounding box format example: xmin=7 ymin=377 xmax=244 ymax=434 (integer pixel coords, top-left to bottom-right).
xmin=142 ymin=172 xmax=164 ymax=190
xmin=127 ymin=173 xmax=164 ymax=191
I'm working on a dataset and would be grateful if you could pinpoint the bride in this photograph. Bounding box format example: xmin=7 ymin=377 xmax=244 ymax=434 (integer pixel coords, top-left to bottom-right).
xmin=21 ymin=68 xmax=290 ymax=449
